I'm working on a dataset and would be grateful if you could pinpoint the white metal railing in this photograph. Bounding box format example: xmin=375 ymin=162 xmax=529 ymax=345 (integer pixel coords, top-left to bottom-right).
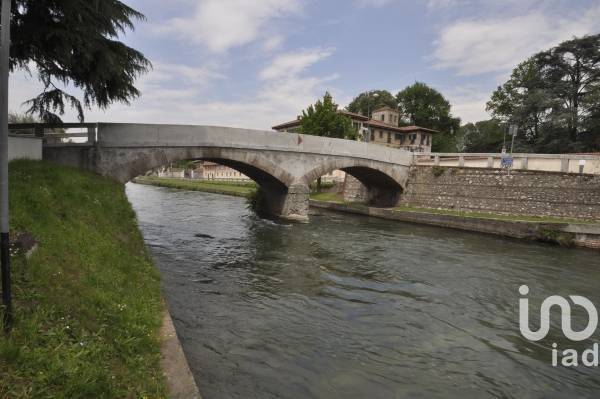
xmin=8 ymin=123 xmax=97 ymax=145
xmin=414 ymin=152 xmax=600 ymax=174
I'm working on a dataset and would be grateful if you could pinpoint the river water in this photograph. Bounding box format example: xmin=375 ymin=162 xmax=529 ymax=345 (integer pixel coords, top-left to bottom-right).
xmin=126 ymin=182 xmax=600 ymax=399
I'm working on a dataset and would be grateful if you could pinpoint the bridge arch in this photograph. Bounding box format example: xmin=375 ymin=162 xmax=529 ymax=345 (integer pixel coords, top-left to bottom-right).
xmin=92 ymin=146 xmax=310 ymax=221
xmin=299 ymin=158 xmax=408 ymax=207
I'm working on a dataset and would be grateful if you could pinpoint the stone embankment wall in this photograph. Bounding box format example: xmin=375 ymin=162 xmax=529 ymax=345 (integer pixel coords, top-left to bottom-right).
xmin=398 ymin=166 xmax=600 ymax=221
xmin=342 ymin=175 xmax=368 ymax=202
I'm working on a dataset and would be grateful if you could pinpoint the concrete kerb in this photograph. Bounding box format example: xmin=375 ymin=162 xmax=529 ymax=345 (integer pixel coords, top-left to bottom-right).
xmin=160 ymin=306 xmax=202 ymax=399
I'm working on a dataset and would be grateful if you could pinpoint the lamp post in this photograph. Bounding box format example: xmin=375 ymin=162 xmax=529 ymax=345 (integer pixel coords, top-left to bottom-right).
xmin=0 ymin=0 xmax=12 ymax=331
xmin=365 ymin=91 xmax=378 ymax=143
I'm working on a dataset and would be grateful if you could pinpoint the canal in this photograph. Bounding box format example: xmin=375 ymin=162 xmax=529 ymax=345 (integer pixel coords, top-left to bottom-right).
xmin=126 ymin=182 xmax=600 ymax=399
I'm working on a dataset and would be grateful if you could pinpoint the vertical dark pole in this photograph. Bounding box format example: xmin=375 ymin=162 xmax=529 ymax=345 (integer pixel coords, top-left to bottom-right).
xmin=0 ymin=0 xmax=12 ymax=331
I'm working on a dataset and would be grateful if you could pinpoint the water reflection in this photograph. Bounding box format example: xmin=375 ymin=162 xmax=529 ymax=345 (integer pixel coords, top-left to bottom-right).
xmin=126 ymin=183 xmax=600 ymax=399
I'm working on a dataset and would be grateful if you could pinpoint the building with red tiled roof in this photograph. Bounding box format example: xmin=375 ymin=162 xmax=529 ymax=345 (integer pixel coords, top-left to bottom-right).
xmin=272 ymin=106 xmax=438 ymax=152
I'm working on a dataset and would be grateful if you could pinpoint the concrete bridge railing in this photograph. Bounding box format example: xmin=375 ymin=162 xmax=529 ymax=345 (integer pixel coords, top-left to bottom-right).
xmin=415 ymin=152 xmax=600 ymax=174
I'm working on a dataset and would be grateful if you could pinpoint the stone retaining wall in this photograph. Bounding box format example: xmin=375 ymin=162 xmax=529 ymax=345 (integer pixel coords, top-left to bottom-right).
xmin=309 ymin=200 xmax=600 ymax=250
xmin=398 ymin=166 xmax=600 ymax=221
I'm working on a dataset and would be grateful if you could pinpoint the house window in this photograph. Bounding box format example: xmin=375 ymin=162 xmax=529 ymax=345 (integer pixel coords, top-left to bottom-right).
xmin=420 ymin=134 xmax=426 ymax=145
xmin=395 ymin=133 xmax=405 ymax=144
xmin=409 ymin=133 xmax=417 ymax=144
xmin=426 ymin=134 xmax=430 ymax=146
xmin=379 ymin=130 xmax=383 ymax=139
xmin=387 ymin=132 xmax=391 ymax=143
xmin=381 ymin=114 xmax=385 ymax=121
xmin=370 ymin=130 xmax=375 ymax=141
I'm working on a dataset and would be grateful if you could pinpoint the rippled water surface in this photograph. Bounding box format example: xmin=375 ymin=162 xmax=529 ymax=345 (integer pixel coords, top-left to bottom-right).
xmin=126 ymin=183 xmax=600 ymax=399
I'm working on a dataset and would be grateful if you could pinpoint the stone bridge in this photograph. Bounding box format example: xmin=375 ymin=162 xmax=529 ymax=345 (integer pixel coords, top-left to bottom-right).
xmin=41 ymin=123 xmax=412 ymax=221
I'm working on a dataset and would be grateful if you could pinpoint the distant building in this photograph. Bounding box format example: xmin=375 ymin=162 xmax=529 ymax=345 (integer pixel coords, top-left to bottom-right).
xmin=201 ymin=162 xmax=250 ymax=180
xmin=272 ymin=106 xmax=438 ymax=153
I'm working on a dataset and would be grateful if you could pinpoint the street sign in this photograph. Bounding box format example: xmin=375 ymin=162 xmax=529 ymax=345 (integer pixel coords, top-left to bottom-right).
xmin=501 ymin=155 xmax=513 ymax=168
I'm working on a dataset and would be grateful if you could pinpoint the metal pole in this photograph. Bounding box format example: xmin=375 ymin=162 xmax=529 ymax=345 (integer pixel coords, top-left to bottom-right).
xmin=0 ymin=0 xmax=12 ymax=331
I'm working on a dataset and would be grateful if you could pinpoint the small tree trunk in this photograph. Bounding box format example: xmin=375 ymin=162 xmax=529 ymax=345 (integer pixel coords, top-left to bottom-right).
xmin=317 ymin=177 xmax=322 ymax=192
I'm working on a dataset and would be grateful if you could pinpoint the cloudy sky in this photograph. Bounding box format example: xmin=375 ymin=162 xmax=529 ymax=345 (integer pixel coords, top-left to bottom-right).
xmin=10 ymin=0 xmax=600 ymax=129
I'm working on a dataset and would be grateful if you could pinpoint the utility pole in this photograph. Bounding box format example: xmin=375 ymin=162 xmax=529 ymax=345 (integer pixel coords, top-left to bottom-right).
xmin=0 ymin=0 xmax=12 ymax=331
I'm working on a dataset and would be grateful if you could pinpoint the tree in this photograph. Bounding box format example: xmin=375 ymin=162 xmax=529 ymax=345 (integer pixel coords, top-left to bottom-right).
xmin=300 ymin=92 xmax=356 ymax=140
xmin=487 ymin=34 xmax=600 ymax=153
xmin=460 ymin=119 xmax=506 ymax=153
xmin=7 ymin=0 xmax=151 ymax=122
xmin=300 ymin=92 xmax=355 ymax=191
xmin=396 ymin=82 xmax=460 ymax=151
xmin=346 ymin=90 xmax=397 ymax=118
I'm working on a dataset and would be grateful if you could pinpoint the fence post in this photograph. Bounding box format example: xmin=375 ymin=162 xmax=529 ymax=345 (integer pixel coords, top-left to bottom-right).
xmin=486 ymin=156 xmax=493 ymax=168
xmin=34 ymin=125 xmax=44 ymax=138
xmin=434 ymin=154 xmax=440 ymax=166
xmin=521 ymin=157 xmax=528 ymax=170
xmin=561 ymin=158 xmax=569 ymax=173
xmin=459 ymin=155 xmax=465 ymax=167
xmin=87 ymin=126 xmax=96 ymax=144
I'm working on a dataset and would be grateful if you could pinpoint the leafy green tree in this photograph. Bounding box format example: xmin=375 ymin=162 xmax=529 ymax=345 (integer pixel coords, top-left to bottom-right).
xmin=7 ymin=0 xmax=150 ymax=122
xmin=396 ymin=82 xmax=460 ymax=131
xmin=8 ymin=113 xmax=36 ymax=124
xmin=487 ymin=34 xmax=600 ymax=153
xmin=346 ymin=90 xmax=397 ymax=118
xmin=300 ymin=92 xmax=356 ymax=140
xmin=461 ymin=119 xmax=506 ymax=153
xmin=300 ymin=92 xmax=355 ymax=191
xmin=395 ymin=82 xmax=460 ymax=151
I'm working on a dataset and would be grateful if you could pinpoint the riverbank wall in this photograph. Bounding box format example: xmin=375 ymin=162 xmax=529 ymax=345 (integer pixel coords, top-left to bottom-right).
xmin=3 ymin=160 xmax=200 ymax=398
xmin=310 ymin=200 xmax=600 ymax=250
xmin=398 ymin=166 xmax=600 ymax=221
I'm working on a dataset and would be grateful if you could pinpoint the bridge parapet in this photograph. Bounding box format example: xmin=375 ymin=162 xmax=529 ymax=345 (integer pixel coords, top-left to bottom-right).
xmin=415 ymin=152 xmax=600 ymax=174
xmin=94 ymin=123 xmax=413 ymax=166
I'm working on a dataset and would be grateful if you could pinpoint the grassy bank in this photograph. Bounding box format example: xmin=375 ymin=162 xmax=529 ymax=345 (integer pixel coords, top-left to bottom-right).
xmin=134 ymin=176 xmax=256 ymax=198
xmin=1 ymin=160 xmax=166 ymax=398
xmin=392 ymin=205 xmax=597 ymax=224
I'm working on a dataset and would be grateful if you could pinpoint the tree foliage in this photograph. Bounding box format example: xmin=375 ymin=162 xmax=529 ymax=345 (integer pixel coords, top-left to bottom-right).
xmin=300 ymin=92 xmax=356 ymax=140
xmin=487 ymin=34 xmax=600 ymax=153
xmin=346 ymin=90 xmax=397 ymax=118
xmin=7 ymin=0 xmax=151 ymax=122
xmin=458 ymin=119 xmax=506 ymax=153
xmin=396 ymin=82 xmax=460 ymax=133
xmin=395 ymin=82 xmax=460 ymax=152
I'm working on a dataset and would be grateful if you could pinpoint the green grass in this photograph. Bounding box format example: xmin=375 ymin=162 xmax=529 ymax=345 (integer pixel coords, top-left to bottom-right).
xmin=1 ymin=160 xmax=166 ymax=398
xmin=309 ymin=192 xmax=345 ymax=203
xmin=134 ymin=176 xmax=256 ymax=198
xmin=392 ymin=205 xmax=597 ymax=225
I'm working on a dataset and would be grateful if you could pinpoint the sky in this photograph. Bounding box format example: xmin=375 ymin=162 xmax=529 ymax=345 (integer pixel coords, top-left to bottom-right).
xmin=9 ymin=0 xmax=600 ymax=130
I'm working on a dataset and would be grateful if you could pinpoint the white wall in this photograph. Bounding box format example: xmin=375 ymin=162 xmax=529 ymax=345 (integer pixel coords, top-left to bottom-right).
xmin=9 ymin=136 xmax=42 ymax=161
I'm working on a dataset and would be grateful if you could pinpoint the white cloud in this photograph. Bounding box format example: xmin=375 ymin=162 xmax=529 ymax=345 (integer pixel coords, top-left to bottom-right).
xmin=354 ymin=0 xmax=462 ymax=9
xmin=262 ymin=35 xmax=285 ymax=52
xmin=9 ymin=50 xmax=336 ymax=131
xmin=8 ymin=62 xmax=226 ymax=121
xmin=260 ymin=48 xmax=333 ymax=80
xmin=158 ymin=0 xmax=302 ymax=53
xmin=446 ymin=86 xmax=492 ymax=123
xmin=432 ymin=5 xmax=600 ymax=76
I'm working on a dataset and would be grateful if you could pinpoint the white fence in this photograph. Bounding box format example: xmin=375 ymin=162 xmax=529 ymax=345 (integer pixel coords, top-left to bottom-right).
xmin=414 ymin=153 xmax=600 ymax=174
